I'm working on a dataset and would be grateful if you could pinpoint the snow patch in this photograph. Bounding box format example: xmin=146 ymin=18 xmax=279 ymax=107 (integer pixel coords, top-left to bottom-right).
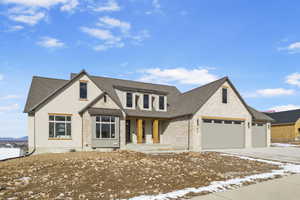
xmin=129 ymin=154 xmax=300 ymax=200
xmin=272 ymin=143 xmax=299 ymax=147
xmin=0 ymin=148 xmax=21 ymax=160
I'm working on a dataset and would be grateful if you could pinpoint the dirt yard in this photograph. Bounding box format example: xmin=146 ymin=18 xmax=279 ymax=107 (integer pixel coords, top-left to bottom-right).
xmin=0 ymin=151 xmax=280 ymax=200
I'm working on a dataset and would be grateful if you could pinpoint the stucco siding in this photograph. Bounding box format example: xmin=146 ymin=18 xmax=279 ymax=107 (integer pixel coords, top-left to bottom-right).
xmin=27 ymin=114 xmax=35 ymax=152
xmin=33 ymin=75 xmax=103 ymax=153
xmin=92 ymin=94 xmax=119 ymax=109
xmin=192 ymin=81 xmax=252 ymax=150
xmin=160 ymin=116 xmax=190 ymax=148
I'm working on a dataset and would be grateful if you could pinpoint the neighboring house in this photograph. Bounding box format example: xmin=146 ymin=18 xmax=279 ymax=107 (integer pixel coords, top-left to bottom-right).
xmin=24 ymin=70 xmax=273 ymax=153
xmin=265 ymin=109 xmax=300 ymax=142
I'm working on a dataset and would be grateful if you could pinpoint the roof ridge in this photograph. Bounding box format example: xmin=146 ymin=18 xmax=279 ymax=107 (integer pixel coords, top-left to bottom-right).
xmin=267 ymin=108 xmax=300 ymax=114
xmin=181 ymin=76 xmax=228 ymax=95
xmin=88 ymin=74 xmax=180 ymax=90
xmin=33 ymin=76 xmax=68 ymax=81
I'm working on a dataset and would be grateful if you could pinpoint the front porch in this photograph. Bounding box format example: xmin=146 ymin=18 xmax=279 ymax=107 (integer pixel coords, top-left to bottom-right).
xmin=125 ymin=118 xmax=162 ymax=145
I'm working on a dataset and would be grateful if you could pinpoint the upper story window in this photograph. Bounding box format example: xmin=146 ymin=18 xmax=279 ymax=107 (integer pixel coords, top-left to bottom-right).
xmin=222 ymin=88 xmax=228 ymax=104
xmin=143 ymin=94 xmax=150 ymax=109
xmin=49 ymin=115 xmax=72 ymax=139
xmin=126 ymin=92 xmax=133 ymax=108
xmin=80 ymin=81 xmax=87 ymax=100
xmin=159 ymin=95 xmax=165 ymax=110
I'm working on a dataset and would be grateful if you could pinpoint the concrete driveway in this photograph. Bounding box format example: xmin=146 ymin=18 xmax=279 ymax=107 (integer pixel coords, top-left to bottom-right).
xmin=211 ymin=146 xmax=300 ymax=164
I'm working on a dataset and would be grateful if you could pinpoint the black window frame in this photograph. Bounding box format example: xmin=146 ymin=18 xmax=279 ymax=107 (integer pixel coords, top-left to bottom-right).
xmin=143 ymin=94 xmax=150 ymax=109
xmin=80 ymin=82 xmax=87 ymax=99
xmin=159 ymin=95 xmax=165 ymax=110
xmin=222 ymin=88 xmax=228 ymax=104
xmin=49 ymin=115 xmax=72 ymax=139
xmin=126 ymin=92 xmax=133 ymax=108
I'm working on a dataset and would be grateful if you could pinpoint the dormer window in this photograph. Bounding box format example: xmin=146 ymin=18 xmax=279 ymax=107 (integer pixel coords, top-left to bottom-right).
xmin=80 ymin=81 xmax=87 ymax=100
xmin=143 ymin=94 xmax=149 ymax=109
xmin=159 ymin=96 xmax=165 ymax=110
xmin=222 ymin=88 xmax=228 ymax=104
xmin=126 ymin=92 xmax=133 ymax=108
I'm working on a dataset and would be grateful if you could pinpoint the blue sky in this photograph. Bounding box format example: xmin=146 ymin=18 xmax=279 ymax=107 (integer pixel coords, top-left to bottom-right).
xmin=1 ymin=0 xmax=300 ymax=137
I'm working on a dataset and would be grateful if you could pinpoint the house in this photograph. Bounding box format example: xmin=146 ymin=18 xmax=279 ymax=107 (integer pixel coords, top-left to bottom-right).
xmin=265 ymin=109 xmax=300 ymax=142
xmin=24 ymin=70 xmax=273 ymax=153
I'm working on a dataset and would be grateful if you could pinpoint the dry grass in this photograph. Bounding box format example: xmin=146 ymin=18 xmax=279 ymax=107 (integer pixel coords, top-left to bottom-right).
xmin=0 ymin=151 xmax=280 ymax=199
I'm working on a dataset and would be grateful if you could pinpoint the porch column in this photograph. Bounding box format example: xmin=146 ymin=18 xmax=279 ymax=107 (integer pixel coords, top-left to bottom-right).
xmin=137 ymin=119 xmax=143 ymax=144
xmin=153 ymin=119 xmax=159 ymax=144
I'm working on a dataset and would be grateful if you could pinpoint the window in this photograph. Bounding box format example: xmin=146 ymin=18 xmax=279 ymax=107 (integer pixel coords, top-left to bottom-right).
xmin=203 ymin=119 xmax=213 ymax=123
xmin=126 ymin=92 xmax=133 ymax=108
xmin=159 ymin=96 xmax=165 ymax=110
xmin=80 ymin=82 xmax=87 ymax=99
xmin=104 ymin=95 xmax=107 ymax=103
xmin=214 ymin=119 xmax=223 ymax=124
xmin=222 ymin=88 xmax=228 ymax=104
xmin=95 ymin=116 xmax=116 ymax=139
xmin=143 ymin=94 xmax=149 ymax=109
xmin=49 ymin=115 xmax=72 ymax=139
xmin=224 ymin=120 xmax=233 ymax=124
xmin=233 ymin=121 xmax=242 ymax=125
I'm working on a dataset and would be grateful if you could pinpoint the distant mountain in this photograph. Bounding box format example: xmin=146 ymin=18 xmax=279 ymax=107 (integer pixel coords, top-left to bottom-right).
xmin=0 ymin=136 xmax=28 ymax=142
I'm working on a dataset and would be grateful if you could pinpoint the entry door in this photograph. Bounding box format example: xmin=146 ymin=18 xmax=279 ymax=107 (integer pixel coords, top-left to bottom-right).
xmin=126 ymin=120 xmax=131 ymax=143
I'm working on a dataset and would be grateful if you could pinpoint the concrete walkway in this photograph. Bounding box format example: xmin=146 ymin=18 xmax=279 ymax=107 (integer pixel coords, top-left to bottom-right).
xmin=191 ymin=174 xmax=300 ymax=200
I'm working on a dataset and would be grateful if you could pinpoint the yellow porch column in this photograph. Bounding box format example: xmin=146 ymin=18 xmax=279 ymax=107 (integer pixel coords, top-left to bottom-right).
xmin=153 ymin=119 xmax=159 ymax=144
xmin=137 ymin=119 xmax=143 ymax=144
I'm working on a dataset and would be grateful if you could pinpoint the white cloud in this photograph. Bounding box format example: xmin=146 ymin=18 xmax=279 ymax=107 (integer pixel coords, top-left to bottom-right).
xmin=0 ymin=95 xmax=21 ymax=100
xmin=286 ymin=72 xmax=300 ymax=87
xmin=0 ymin=104 xmax=19 ymax=113
xmin=2 ymin=0 xmax=78 ymax=10
xmin=269 ymin=104 xmax=300 ymax=112
xmin=80 ymin=27 xmax=120 ymax=42
xmin=7 ymin=25 xmax=24 ymax=31
xmin=278 ymin=42 xmax=300 ymax=54
xmin=152 ymin=0 xmax=161 ymax=9
xmin=138 ymin=67 xmax=218 ymax=85
xmin=94 ymin=42 xmax=124 ymax=51
xmin=9 ymin=11 xmax=45 ymax=25
xmin=97 ymin=16 xmax=131 ymax=33
xmin=244 ymin=88 xmax=295 ymax=98
xmin=0 ymin=74 xmax=3 ymax=81
xmin=93 ymin=0 xmax=120 ymax=12
xmin=146 ymin=0 xmax=162 ymax=15
xmin=37 ymin=37 xmax=65 ymax=48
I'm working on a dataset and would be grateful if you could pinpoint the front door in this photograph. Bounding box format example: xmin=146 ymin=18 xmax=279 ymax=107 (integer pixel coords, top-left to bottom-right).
xmin=126 ymin=120 xmax=131 ymax=143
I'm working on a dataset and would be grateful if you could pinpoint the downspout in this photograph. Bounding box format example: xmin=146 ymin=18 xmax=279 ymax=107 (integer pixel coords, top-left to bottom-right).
xmin=187 ymin=117 xmax=190 ymax=151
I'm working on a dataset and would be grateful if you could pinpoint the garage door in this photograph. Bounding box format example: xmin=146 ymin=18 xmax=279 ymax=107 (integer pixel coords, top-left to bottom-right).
xmin=202 ymin=119 xmax=245 ymax=149
xmin=252 ymin=123 xmax=267 ymax=147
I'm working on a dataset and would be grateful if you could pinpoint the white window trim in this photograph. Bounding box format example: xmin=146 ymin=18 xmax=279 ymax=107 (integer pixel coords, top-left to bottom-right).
xmin=125 ymin=92 xmax=135 ymax=109
xmin=158 ymin=95 xmax=167 ymax=111
xmin=142 ymin=93 xmax=152 ymax=111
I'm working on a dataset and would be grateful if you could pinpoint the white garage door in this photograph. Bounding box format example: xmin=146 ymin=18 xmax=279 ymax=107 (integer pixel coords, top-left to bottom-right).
xmin=202 ymin=119 xmax=245 ymax=149
xmin=252 ymin=123 xmax=267 ymax=147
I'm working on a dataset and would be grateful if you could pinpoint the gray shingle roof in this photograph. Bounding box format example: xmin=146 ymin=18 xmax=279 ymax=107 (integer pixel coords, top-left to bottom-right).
xmin=24 ymin=76 xmax=68 ymax=113
xmin=265 ymin=109 xmax=300 ymax=124
xmin=24 ymin=71 xmax=272 ymax=121
xmin=248 ymin=106 xmax=274 ymax=122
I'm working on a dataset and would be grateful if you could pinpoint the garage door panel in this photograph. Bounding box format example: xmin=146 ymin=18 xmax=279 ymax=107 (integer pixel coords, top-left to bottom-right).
xmin=202 ymin=122 xmax=245 ymax=149
xmin=252 ymin=125 xmax=267 ymax=147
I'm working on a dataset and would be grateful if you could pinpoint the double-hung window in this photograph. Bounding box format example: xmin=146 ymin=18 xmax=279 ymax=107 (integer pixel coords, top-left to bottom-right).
xmin=49 ymin=115 xmax=72 ymax=139
xmin=80 ymin=81 xmax=87 ymax=99
xmin=95 ymin=116 xmax=116 ymax=139
xmin=143 ymin=94 xmax=149 ymax=109
xmin=126 ymin=92 xmax=133 ymax=108
xmin=159 ymin=96 xmax=165 ymax=110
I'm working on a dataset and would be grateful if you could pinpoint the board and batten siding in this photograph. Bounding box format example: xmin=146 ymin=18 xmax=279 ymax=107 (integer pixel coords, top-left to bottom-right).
xmin=191 ymin=81 xmax=252 ymax=151
xmin=31 ymin=75 xmax=103 ymax=153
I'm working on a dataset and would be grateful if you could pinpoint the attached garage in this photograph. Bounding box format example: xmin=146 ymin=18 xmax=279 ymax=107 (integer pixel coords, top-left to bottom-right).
xmin=252 ymin=123 xmax=267 ymax=147
xmin=201 ymin=119 xmax=245 ymax=149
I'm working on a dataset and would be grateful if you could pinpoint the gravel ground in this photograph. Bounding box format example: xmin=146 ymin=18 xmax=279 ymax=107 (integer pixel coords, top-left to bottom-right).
xmin=0 ymin=151 xmax=280 ymax=200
